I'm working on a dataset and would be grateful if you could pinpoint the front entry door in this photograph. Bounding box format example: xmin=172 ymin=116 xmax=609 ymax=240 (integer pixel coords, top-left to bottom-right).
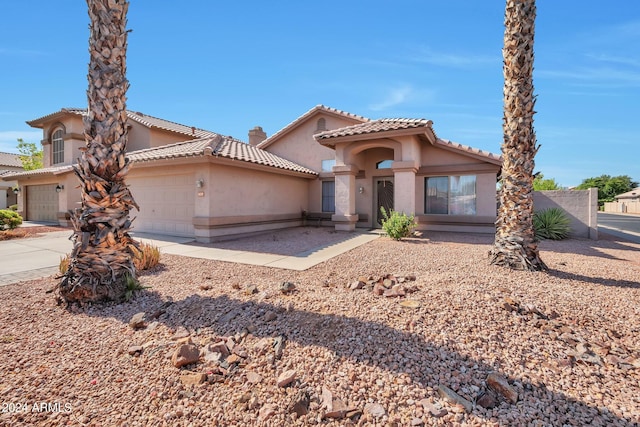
xmin=375 ymin=177 xmax=394 ymax=226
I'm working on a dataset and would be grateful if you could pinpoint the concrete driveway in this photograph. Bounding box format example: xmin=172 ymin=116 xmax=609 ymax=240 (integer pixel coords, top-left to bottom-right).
xmin=598 ymin=212 xmax=640 ymax=243
xmin=0 ymin=228 xmax=379 ymax=286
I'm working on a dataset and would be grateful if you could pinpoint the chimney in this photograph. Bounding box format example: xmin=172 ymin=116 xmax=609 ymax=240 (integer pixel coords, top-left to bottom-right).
xmin=248 ymin=126 xmax=267 ymax=146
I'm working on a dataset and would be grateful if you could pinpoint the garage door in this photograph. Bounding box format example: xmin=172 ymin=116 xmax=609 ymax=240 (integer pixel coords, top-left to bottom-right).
xmin=26 ymin=184 xmax=58 ymax=222
xmin=128 ymin=174 xmax=195 ymax=237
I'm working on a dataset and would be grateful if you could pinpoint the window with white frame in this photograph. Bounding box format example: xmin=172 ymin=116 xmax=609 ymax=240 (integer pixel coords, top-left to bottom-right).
xmin=52 ymin=129 xmax=64 ymax=164
xmin=425 ymin=175 xmax=476 ymax=215
xmin=322 ymin=180 xmax=335 ymax=213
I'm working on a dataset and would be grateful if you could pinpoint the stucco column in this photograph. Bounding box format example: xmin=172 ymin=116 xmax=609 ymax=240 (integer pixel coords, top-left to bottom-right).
xmin=332 ymin=164 xmax=359 ymax=231
xmin=392 ymin=161 xmax=418 ymax=215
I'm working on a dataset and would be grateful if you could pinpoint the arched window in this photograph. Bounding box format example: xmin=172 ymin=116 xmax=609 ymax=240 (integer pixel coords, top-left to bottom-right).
xmin=52 ymin=129 xmax=64 ymax=164
xmin=316 ymin=118 xmax=327 ymax=132
xmin=376 ymin=159 xmax=393 ymax=169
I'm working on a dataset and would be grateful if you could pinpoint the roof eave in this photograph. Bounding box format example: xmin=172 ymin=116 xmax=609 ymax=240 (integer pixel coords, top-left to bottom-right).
xmin=258 ymin=105 xmax=368 ymax=149
xmin=315 ymin=126 xmax=436 ymax=146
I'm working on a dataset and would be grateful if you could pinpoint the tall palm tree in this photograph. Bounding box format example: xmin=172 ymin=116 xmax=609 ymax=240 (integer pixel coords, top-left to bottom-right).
xmin=489 ymin=0 xmax=547 ymax=271
xmin=58 ymin=0 xmax=139 ymax=303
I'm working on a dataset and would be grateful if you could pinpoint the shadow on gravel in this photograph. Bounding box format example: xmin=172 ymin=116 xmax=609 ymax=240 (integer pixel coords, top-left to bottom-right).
xmin=538 ymin=237 xmax=639 ymax=263
xmin=73 ymin=290 xmax=635 ymax=426
xmin=546 ymin=269 xmax=640 ymax=290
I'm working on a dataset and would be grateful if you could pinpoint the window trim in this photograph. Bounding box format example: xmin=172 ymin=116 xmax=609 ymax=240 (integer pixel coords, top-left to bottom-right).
xmin=424 ymin=175 xmax=477 ymax=215
xmin=52 ymin=129 xmax=64 ymax=165
xmin=321 ymin=180 xmax=335 ymax=213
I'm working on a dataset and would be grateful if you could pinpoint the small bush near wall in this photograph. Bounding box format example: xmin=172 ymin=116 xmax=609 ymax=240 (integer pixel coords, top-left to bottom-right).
xmin=534 ymin=208 xmax=571 ymax=240
xmin=0 ymin=209 xmax=22 ymax=230
xmin=9 ymin=204 xmax=18 ymax=211
xmin=380 ymin=207 xmax=417 ymax=240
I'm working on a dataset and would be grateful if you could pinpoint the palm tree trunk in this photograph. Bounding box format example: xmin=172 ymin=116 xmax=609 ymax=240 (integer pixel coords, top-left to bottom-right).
xmin=489 ymin=0 xmax=547 ymax=271
xmin=58 ymin=0 xmax=139 ymax=303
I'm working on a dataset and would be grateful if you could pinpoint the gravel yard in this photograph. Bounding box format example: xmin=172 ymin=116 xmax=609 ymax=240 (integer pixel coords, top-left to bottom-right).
xmin=0 ymin=229 xmax=639 ymax=426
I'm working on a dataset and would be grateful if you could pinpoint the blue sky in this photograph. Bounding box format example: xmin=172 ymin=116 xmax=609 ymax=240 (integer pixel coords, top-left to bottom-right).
xmin=1 ymin=1 xmax=638 ymax=187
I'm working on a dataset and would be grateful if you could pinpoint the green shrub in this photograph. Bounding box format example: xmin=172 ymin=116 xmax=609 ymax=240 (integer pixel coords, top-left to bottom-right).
xmin=380 ymin=207 xmax=417 ymax=240
xmin=123 ymin=274 xmax=150 ymax=302
xmin=534 ymin=207 xmax=571 ymax=240
xmin=8 ymin=204 xmax=18 ymax=211
xmin=0 ymin=209 xmax=22 ymax=230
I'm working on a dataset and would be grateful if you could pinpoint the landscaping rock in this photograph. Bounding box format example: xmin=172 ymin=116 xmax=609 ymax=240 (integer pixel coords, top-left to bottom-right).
xmin=437 ymin=384 xmax=473 ymax=412
xmin=127 ymin=345 xmax=143 ymax=356
xmin=289 ymin=389 xmax=310 ymax=417
xmin=172 ymin=326 xmax=190 ymax=340
xmin=171 ymin=344 xmax=200 ymax=368
xmin=476 ymin=391 xmax=498 ymax=409
xmin=487 ymin=373 xmax=518 ymax=404
xmin=276 ymin=369 xmax=296 ymax=387
xmin=129 ymin=312 xmax=146 ymax=329
xmin=420 ymin=398 xmax=447 ymax=418
xmin=246 ymin=371 xmax=263 ymax=384
xmin=373 ymin=282 xmax=385 ymax=295
xmin=258 ymin=403 xmax=276 ymax=422
xmin=263 ymin=311 xmax=277 ymax=322
xmin=273 ymin=335 xmax=286 ymax=360
xmin=364 ymin=402 xmax=386 ymax=418
xmin=349 ymin=280 xmax=365 ymax=290
xmin=244 ymin=284 xmax=258 ymax=295
xmin=280 ymin=281 xmax=296 ymax=294
xmin=180 ymin=372 xmax=207 ymax=386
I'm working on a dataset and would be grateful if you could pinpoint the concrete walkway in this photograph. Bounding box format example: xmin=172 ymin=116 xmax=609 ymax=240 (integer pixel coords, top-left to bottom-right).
xmin=0 ymin=228 xmax=380 ymax=286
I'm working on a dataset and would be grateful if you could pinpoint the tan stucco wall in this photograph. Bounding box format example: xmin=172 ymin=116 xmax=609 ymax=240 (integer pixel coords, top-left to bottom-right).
xmin=207 ymin=163 xmax=309 ymax=217
xmin=420 ymin=143 xmax=485 ymax=167
xmin=127 ymin=125 xmax=191 ymax=152
xmin=263 ymin=113 xmax=358 ymax=172
xmin=533 ymin=189 xmax=598 ymax=239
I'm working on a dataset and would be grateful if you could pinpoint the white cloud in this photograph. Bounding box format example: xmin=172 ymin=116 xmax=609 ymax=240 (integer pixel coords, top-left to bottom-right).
xmin=369 ymin=86 xmax=414 ymax=111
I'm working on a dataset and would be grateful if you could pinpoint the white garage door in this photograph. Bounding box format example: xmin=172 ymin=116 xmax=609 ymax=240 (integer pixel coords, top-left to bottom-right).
xmin=26 ymin=184 xmax=58 ymax=222
xmin=129 ymin=174 xmax=195 ymax=237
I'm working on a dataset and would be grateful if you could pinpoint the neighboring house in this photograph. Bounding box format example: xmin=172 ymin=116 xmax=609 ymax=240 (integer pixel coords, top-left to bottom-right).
xmin=614 ymin=187 xmax=640 ymax=202
xmin=2 ymin=105 xmax=502 ymax=240
xmin=0 ymin=152 xmax=23 ymax=209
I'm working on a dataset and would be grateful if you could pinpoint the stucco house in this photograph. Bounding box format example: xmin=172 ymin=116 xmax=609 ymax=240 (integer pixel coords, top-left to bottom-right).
xmin=0 ymin=152 xmax=22 ymax=209
xmin=614 ymin=187 xmax=640 ymax=202
xmin=3 ymin=105 xmax=502 ymax=241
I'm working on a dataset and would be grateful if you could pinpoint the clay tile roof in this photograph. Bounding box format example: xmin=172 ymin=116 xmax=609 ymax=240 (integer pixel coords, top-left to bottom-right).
xmin=0 ymin=152 xmax=22 ymax=168
xmin=129 ymin=136 xmax=317 ymax=176
xmin=314 ymin=118 xmax=433 ymax=140
xmin=258 ymin=105 xmax=369 ymax=149
xmin=1 ymin=164 xmax=74 ymax=180
xmin=434 ymin=138 xmax=502 ymax=164
xmin=27 ymin=108 xmax=217 ymax=139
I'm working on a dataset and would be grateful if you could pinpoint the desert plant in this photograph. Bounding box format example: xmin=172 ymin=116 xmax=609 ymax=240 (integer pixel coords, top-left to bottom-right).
xmin=0 ymin=209 xmax=22 ymax=230
xmin=59 ymin=255 xmax=71 ymax=274
xmin=380 ymin=207 xmax=417 ymax=240
xmin=132 ymin=242 xmax=161 ymax=271
xmin=59 ymin=241 xmax=160 ymax=274
xmin=123 ymin=273 xmax=150 ymax=302
xmin=533 ymin=208 xmax=571 ymax=240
